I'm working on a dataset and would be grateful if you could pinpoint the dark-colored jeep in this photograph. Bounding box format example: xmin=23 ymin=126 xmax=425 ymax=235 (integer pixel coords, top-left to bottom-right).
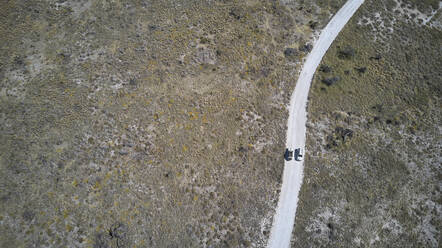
xmin=284 ymin=148 xmax=294 ymax=161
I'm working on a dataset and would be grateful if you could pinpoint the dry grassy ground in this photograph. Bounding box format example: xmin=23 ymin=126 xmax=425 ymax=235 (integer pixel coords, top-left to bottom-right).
xmin=293 ymin=0 xmax=441 ymax=247
xmin=1 ymin=0 xmax=439 ymax=247
xmin=0 ymin=0 xmax=344 ymax=247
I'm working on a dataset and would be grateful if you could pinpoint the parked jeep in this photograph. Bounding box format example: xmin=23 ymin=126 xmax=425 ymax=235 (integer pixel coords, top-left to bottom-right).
xmin=284 ymin=148 xmax=294 ymax=161
xmin=295 ymin=148 xmax=304 ymax=161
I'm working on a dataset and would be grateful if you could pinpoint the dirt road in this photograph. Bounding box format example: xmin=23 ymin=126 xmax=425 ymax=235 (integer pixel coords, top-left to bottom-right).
xmin=267 ymin=1 xmax=365 ymax=247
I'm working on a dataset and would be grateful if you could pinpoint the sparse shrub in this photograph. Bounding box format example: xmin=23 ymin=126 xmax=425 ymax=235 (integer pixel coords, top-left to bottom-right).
xmin=199 ymin=37 xmax=210 ymax=44
xmin=325 ymin=127 xmax=354 ymax=149
xmin=338 ymin=46 xmax=355 ymax=59
xmin=319 ymin=65 xmax=332 ymax=73
xmin=369 ymin=54 xmax=382 ymax=60
xmin=322 ymin=76 xmax=340 ymax=86
xmin=334 ymin=127 xmax=353 ymax=142
xmin=300 ymin=43 xmax=313 ymax=53
xmin=355 ymin=67 xmax=367 ymax=74
xmin=229 ymin=7 xmax=244 ymax=20
xmin=284 ymin=48 xmax=298 ymax=59
xmin=309 ymin=20 xmax=319 ymax=30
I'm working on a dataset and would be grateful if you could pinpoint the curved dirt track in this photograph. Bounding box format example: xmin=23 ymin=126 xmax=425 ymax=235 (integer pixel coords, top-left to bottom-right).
xmin=267 ymin=1 xmax=365 ymax=247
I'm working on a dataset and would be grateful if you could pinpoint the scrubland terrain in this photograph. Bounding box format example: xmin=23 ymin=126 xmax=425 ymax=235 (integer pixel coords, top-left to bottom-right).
xmin=0 ymin=0 xmax=440 ymax=247
xmin=293 ymin=0 xmax=441 ymax=247
xmin=0 ymin=0 xmax=343 ymax=247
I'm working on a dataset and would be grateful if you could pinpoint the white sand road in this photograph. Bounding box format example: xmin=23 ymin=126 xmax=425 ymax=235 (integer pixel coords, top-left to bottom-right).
xmin=267 ymin=0 xmax=365 ymax=247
